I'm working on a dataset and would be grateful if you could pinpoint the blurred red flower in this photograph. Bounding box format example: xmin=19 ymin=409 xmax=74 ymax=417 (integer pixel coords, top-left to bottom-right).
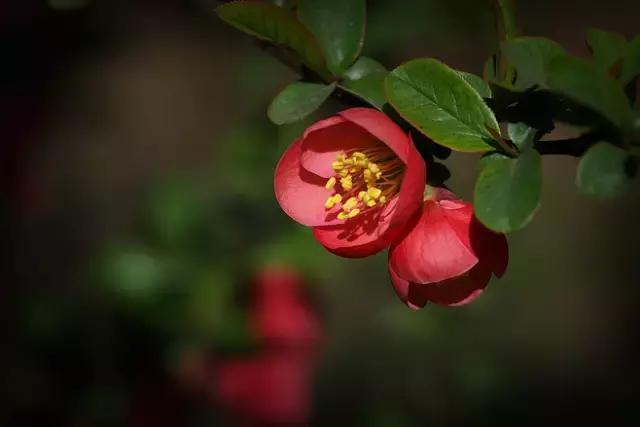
xmin=274 ymin=108 xmax=426 ymax=258
xmin=388 ymin=189 xmax=508 ymax=309
xmin=214 ymin=266 xmax=322 ymax=426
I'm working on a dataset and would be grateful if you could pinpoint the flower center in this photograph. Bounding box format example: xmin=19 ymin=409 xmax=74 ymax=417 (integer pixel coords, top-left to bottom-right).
xmin=324 ymin=145 xmax=404 ymax=220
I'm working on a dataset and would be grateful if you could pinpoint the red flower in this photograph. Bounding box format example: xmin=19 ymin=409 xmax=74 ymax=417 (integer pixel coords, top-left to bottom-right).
xmin=214 ymin=266 xmax=322 ymax=426
xmin=388 ymin=189 xmax=508 ymax=309
xmin=274 ymin=108 xmax=426 ymax=258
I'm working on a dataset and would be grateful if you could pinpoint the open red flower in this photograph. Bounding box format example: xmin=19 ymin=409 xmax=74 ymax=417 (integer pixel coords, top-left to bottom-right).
xmin=388 ymin=189 xmax=508 ymax=309
xmin=274 ymin=108 xmax=426 ymax=258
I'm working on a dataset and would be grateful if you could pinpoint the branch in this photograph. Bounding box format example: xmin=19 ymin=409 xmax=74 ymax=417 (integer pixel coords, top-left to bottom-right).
xmin=533 ymin=132 xmax=603 ymax=157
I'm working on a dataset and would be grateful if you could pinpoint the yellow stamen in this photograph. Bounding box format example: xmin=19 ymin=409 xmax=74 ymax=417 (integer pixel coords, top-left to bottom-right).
xmin=367 ymin=187 xmax=382 ymax=199
xmin=340 ymin=176 xmax=353 ymax=191
xmin=322 ymin=146 xmax=403 ymax=219
xmin=343 ymin=197 xmax=358 ymax=211
xmin=325 ymin=176 xmax=336 ymax=190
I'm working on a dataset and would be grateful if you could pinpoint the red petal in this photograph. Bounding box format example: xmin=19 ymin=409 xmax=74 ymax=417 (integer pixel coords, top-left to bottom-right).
xmin=300 ymin=119 xmax=379 ymax=178
xmin=389 ymin=200 xmax=479 ymax=284
xmin=312 ymin=197 xmax=400 ymax=258
xmin=419 ymin=264 xmax=492 ymax=307
xmin=338 ymin=108 xmax=413 ymax=163
xmin=437 ymin=198 xmax=509 ymax=278
xmin=388 ymin=259 xmax=428 ymax=310
xmin=469 ymin=217 xmax=509 ymax=277
xmin=274 ymin=139 xmax=343 ymax=227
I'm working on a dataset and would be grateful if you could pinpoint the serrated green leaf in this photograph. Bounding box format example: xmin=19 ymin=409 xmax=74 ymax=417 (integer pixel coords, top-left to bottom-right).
xmin=576 ymin=142 xmax=634 ymax=198
xmin=340 ymin=73 xmax=387 ymax=110
xmin=267 ymin=81 xmax=335 ymax=125
xmin=298 ymin=0 xmax=366 ymax=76
xmin=586 ymin=28 xmax=627 ymax=74
xmin=457 ymin=71 xmax=492 ymax=98
xmin=501 ymin=37 xmax=566 ymax=89
xmin=217 ymin=1 xmax=325 ymax=75
xmin=507 ymin=122 xmax=536 ymax=150
xmin=385 ymin=58 xmax=499 ymax=152
xmin=547 ymin=56 xmax=633 ymax=133
xmin=620 ymin=35 xmax=640 ymax=85
xmin=474 ymin=149 xmax=542 ymax=233
xmin=343 ymin=56 xmax=386 ymax=80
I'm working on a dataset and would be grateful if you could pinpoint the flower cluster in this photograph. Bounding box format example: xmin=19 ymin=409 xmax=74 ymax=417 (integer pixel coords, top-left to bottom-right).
xmin=275 ymin=108 xmax=508 ymax=308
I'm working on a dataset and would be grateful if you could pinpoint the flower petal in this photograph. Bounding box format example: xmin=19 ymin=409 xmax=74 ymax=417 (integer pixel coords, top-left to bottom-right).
xmin=312 ymin=197 xmax=400 ymax=258
xmin=300 ymin=119 xmax=379 ymax=178
xmin=389 ymin=200 xmax=479 ymax=284
xmin=388 ymin=259 xmax=428 ymax=310
xmin=437 ymin=198 xmax=509 ymax=278
xmin=338 ymin=108 xmax=413 ymax=163
xmin=419 ymin=264 xmax=492 ymax=307
xmin=274 ymin=139 xmax=343 ymax=227
xmin=469 ymin=218 xmax=509 ymax=277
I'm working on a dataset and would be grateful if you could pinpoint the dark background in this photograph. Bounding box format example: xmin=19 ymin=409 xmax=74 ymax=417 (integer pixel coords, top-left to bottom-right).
xmin=2 ymin=0 xmax=640 ymax=425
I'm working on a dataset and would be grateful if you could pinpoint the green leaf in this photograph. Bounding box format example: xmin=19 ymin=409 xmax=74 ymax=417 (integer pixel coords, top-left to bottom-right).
xmin=385 ymin=58 xmax=499 ymax=152
xmin=507 ymin=122 xmax=536 ymax=150
xmin=501 ymin=37 xmax=566 ymax=89
xmin=267 ymin=81 xmax=336 ymax=125
xmin=343 ymin=56 xmax=386 ymax=80
xmin=217 ymin=1 xmax=325 ymax=75
xmin=547 ymin=56 xmax=633 ymax=132
xmin=457 ymin=71 xmax=492 ymax=98
xmin=586 ymin=28 xmax=627 ymax=74
xmin=341 ymin=73 xmax=387 ymax=110
xmin=576 ymin=142 xmax=635 ymax=198
xmin=474 ymin=149 xmax=542 ymax=233
xmin=620 ymin=35 xmax=640 ymax=85
xmin=298 ymin=0 xmax=366 ymax=76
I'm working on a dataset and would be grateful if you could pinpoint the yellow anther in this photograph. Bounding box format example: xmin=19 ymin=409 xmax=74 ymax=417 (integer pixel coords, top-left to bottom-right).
xmin=368 ymin=162 xmax=380 ymax=174
xmin=343 ymin=197 xmax=358 ymax=211
xmin=324 ymin=194 xmax=343 ymax=209
xmin=357 ymin=191 xmax=367 ymax=200
xmin=332 ymin=161 xmax=344 ymax=171
xmin=338 ymin=169 xmax=349 ymax=177
xmin=325 ymin=196 xmax=336 ymax=209
xmin=325 ymin=176 xmax=336 ymax=190
xmin=347 ymin=208 xmax=360 ymax=218
xmin=356 ymin=159 xmax=369 ymax=168
xmin=364 ymin=169 xmax=374 ymax=182
xmin=376 ymin=171 xmax=382 ymax=179
xmin=340 ymin=176 xmax=353 ymax=191
xmin=366 ymin=199 xmax=377 ymax=207
xmin=379 ymin=196 xmax=387 ymax=203
xmin=343 ymin=158 xmax=354 ymax=166
xmin=353 ymin=152 xmax=366 ymax=160
xmin=367 ymin=187 xmax=382 ymax=199
xmin=336 ymin=153 xmax=347 ymax=161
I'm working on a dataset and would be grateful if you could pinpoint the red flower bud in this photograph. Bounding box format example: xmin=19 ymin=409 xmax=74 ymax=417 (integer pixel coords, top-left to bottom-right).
xmin=274 ymin=108 xmax=426 ymax=258
xmin=388 ymin=189 xmax=508 ymax=309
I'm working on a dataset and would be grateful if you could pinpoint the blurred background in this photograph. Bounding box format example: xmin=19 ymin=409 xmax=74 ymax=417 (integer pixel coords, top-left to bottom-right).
xmin=2 ymin=0 xmax=640 ymax=425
